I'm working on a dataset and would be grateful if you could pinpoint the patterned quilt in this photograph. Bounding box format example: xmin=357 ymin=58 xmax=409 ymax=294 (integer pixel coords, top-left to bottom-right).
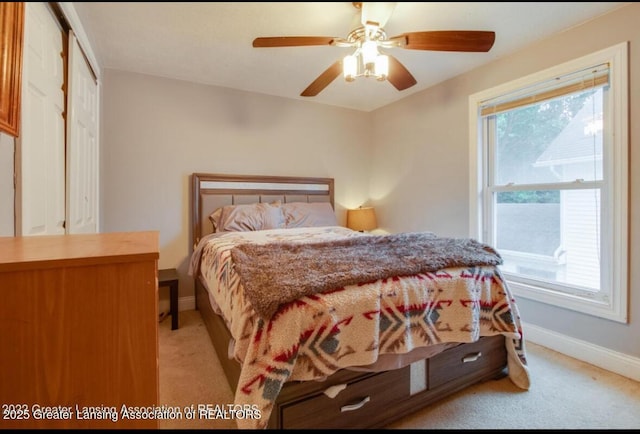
xmin=189 ymin=226 xmax=531 ymax=429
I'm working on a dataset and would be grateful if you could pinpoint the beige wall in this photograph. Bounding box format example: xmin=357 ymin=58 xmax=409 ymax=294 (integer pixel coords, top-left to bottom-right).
xmin=100 ymin=70 xmax=372 ymax=302
xmin=0 ymin=132 xmax=14 ymax=236
xmin=370 ymin=3 xmax=640 ymax=358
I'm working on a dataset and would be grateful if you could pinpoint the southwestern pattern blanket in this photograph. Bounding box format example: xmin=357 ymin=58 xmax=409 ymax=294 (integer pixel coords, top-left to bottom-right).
xmin=189 ymin=226 xmax=531 ymax=429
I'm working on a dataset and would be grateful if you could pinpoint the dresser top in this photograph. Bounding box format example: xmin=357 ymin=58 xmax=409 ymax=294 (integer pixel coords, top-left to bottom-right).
xmin=0 ymin=231 xmax=159 ymax=272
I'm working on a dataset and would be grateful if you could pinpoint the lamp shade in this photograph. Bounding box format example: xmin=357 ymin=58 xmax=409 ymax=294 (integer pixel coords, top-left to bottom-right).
xmin=375 ymin=54 xmax=388 ymax=80
xmin=346 ymin=207 xmax=377 ymax=232
xmin=343 ymin=54 xmax=357 ymax=81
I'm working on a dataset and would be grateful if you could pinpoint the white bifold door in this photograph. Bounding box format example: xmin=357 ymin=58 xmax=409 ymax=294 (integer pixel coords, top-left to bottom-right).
xmin=17 ymin=2 xmax=98 ymax=236
xmin=66 ymin=30 xmax=99 ymax=234
xmin=16 ymin=2 xmax=65 ymax=235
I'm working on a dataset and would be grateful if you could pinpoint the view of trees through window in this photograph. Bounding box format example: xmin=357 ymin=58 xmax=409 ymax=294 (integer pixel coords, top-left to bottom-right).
xmin=494 ymin=91 xmax=592 ymax=190
xmin=490 ymin=88 xmax=603 ymax=291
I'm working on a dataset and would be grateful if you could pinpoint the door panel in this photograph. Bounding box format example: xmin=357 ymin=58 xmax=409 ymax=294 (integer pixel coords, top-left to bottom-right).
xmin=66 ymin=30 xmax=98 ymax=234
xmin=16 ymin=2 xmax=65 ymax=236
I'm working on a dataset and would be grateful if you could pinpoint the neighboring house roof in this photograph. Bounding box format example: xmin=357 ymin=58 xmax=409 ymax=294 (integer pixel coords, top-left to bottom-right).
xmin=534 ymin=88 xmax=603 ymax=167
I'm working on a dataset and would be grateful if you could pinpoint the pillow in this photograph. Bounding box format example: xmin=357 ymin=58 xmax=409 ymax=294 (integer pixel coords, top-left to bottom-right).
xmin=281 ymin=202 xmax=337 ymax=228
xmin=209 ymin=207 xmax=223 ymax=232
xmin=209 ymin=202 xmax=284 ymax=232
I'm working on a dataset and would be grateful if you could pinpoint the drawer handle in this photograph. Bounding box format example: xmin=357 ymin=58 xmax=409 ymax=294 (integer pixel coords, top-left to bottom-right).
xmin=462 ymin=351 xmax=482 ymax=363
xmin=340 ymin=396 xmax=371 ymax=413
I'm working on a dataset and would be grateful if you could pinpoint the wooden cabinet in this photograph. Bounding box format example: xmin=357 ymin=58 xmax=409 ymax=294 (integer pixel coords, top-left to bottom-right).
xmin=0 ymin=2 xmax=24 ymax=137
xmin=0 ymin=231 xmax=160 ymax=429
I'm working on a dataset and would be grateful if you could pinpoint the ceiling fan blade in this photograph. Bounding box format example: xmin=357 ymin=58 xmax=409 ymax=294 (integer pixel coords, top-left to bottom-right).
xmin=360 ymin=2 xmax=396 ymax=28
xmin=300 ymin=60 xmax=343 ymax=97
xmin=253 ymin=36 xmax=336 ymax=48
xmin=387 ymin=55 xmax=417 ymax=91
xmin=393 ymin=30 xmax=496 ymax=52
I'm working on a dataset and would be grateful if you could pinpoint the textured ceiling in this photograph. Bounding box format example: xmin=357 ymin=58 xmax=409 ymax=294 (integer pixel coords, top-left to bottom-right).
xmin=72 ymin=2 xmax=628 ymax=112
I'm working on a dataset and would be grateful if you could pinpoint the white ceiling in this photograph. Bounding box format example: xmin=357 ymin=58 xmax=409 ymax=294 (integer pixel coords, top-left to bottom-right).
xmin=71 ymin=2 xmax=628 ymax=112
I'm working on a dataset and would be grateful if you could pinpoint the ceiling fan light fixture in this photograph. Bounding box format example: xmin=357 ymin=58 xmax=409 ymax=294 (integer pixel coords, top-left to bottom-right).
xmin=342 ymin=49 xmax=389 ymax=83
xmin=375 ymin=54 xmax=389 ymax=80
xmin=343 ymin=54 xmax=357 ymax=81
xmin=361 ymin=40 xmax=378 ymax=65
xmin=253 ymin=2 xmax=496 ymax=96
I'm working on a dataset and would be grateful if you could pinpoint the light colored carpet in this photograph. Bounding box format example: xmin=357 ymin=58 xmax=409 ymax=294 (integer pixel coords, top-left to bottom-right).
xmin=159 ymin=309 xmax=640 ymax=429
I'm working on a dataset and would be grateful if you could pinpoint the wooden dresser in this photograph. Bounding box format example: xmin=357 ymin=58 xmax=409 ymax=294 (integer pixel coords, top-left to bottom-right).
xmin=0 ymin=231 xmax=160 ymax=429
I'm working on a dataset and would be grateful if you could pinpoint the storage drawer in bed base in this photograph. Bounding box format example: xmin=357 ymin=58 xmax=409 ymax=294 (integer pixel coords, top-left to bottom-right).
xmin=276 ymin=365 xmax=409 ymax=429
xmin=269 ymin=335 xmax=507 ymax=429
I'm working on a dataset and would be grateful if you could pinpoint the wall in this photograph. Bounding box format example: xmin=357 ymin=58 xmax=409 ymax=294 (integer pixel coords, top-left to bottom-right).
xmin=100 ymin=70 xmax=372 ymax=303
xmin=370 ymin=3 xmax=640 ymax=359
xmin=0 ymin=132 xmax=14 ymax=236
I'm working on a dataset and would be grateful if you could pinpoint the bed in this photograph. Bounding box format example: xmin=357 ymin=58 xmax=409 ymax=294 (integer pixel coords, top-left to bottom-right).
xmin=189 ymin=172 xmax=530 ymax=429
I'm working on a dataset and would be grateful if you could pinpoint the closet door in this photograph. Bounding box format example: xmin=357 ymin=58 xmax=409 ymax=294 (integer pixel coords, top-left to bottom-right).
xmin=66 ymin=30 xmax=98 ymax=234
xmin=15 ymin=2 xmax=65 ymax=236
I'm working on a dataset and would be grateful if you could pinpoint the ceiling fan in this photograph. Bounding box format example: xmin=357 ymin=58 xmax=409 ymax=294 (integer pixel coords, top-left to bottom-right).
xmin=252 ymin=2 xmax=496 ymax=97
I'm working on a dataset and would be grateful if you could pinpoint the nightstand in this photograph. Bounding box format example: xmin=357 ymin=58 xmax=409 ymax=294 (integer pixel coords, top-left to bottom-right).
xmin=158 ymin=268 xmax=179 ymax=330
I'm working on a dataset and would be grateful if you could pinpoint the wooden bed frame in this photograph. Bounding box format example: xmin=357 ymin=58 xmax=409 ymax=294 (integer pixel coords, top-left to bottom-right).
xmin=190 ymin=172 xmax=508 ymax=429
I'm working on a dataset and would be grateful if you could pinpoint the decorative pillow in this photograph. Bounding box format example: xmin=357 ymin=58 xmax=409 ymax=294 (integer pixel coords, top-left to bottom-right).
xmin=209 ymin=202 xmax=284 ymax=232
xmin=281 ymin=202 xmax=337 ymax=228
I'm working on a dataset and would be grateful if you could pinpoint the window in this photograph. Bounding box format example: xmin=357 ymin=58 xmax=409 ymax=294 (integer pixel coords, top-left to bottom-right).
xmin=469 ymin=43 xmax=628 ymax=323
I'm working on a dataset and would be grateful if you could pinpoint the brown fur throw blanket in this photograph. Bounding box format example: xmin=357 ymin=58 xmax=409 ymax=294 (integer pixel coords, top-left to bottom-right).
xmin=230 ymin=232 xmax=503 ymax=319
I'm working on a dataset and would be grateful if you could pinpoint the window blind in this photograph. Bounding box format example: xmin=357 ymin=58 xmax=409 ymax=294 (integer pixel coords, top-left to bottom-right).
xmin=480 ymin=63 xmax=609 ymax=117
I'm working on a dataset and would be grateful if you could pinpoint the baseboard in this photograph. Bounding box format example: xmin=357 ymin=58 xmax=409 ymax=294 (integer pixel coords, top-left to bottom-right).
xmin=159 ymin=296 xmax=196 ymax=316
xmin=522 ymin=321 xmax=640 ymax=382
xmin=178 ymin=296 xmax=196 ymax=312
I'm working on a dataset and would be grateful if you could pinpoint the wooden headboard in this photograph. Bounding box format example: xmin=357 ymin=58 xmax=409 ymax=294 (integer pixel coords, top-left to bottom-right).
xmin=191 ymin=173 xmax=334 ymax=249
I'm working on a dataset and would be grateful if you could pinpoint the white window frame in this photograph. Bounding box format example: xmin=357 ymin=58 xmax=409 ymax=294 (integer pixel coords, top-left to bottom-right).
xmin=468 ymin=42 xmax=628 ymax=323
